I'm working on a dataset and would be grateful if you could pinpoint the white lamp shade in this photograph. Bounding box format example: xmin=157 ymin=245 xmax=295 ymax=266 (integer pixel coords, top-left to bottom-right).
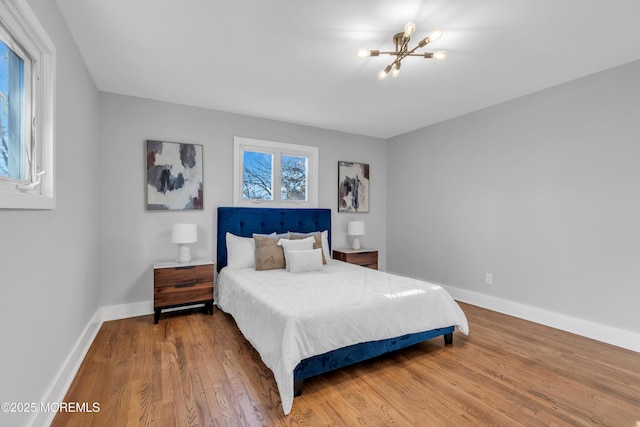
xmin=347 ymin=221 xmax=365 ymax=236
xmin=171 ymin=223 xmax=198 ymax=244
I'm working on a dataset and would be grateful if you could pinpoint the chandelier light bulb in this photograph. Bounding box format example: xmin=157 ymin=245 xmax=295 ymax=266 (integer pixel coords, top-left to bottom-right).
xmin=378 ymin=65 xmax=392 ymax=80
xmin=403 ymin=22 xmax=416 ymax=38
xmin=356 ymin=48 xmax=372 ymax=59
xmin=428 ymin=28 xmax=443 ymax=42
xmin=392 ymin=63 xmax=401 ymax=78
xmin=433 ymin=50 xmax=448 ymax=60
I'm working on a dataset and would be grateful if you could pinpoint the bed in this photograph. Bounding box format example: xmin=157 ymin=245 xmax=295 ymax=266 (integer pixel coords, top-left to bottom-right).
xmin=215 ymin=207 xmax=469 ymax=414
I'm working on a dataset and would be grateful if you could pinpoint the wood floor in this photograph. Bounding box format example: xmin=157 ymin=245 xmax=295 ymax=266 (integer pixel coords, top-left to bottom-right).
xmin=53 ymin=302 xmax=640 ymax=426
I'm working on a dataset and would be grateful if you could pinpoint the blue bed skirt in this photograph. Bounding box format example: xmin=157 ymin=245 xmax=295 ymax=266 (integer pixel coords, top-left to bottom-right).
xmin=293 ymin=326 xmax=454 ymax=394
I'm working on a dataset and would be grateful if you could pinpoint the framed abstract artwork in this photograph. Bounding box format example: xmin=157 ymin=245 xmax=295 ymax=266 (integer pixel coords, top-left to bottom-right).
xmin=146 ymin=140 xmax=204 ymax=210
xmin=338 ymin=161 xmax=369 ymax=213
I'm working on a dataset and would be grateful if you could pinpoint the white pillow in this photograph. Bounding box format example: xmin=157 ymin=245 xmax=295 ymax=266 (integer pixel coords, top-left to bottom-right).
xmin=226 ymin=232 xmax=276 ymax=269
xmin=226 ymin=232 xmax=255 ymax=269
xmin=277 ymin=237 xmax=315 ymax=271
xmin=288 ymin=248 xmax=323 ymax=273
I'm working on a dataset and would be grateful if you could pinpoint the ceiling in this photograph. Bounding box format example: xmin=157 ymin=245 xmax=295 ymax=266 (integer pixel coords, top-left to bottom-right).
xmin=54 ymin=0 xmax=640 ymax=139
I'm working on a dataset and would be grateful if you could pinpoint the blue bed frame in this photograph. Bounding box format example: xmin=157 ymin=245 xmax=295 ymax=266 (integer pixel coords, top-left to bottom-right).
xmin=216 ymin=207 xmax=454 ymax=397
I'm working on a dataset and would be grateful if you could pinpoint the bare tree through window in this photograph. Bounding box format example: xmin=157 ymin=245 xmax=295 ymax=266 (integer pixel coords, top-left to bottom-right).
xmin=281 ymin=155 xmax=307 ymax=201
xmin=243 ymin=151 xmax=273 ymax=200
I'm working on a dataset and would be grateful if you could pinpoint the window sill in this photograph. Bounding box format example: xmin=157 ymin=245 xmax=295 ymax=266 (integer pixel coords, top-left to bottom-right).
xmin=0 ymin=190 xmax=55 ymax=209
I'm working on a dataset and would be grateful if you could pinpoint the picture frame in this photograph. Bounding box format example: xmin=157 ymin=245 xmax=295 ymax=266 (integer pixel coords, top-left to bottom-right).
xmin=146 ymin=140 xmax=204 ymax=210
xmin=338 ymin=161 xmax=369 ymax=213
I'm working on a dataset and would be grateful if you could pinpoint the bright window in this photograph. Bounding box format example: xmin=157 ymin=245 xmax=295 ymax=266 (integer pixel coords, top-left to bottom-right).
xmin=281 ymin=154 xmax=307 ymax=201
xmin=243 ymin=150 xmax=274 ymax=200
xmin=0 ymin=33 xmax=31 ymax=181
xmin=0 ymin=0 xmax=56 ymax=209
xmin=234 ymin=137 xmax=318 ymax=207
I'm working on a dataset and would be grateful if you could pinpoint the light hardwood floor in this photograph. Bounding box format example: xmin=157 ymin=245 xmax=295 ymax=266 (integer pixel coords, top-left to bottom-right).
xmin=53 ymin=303 xmax=640 ymax=426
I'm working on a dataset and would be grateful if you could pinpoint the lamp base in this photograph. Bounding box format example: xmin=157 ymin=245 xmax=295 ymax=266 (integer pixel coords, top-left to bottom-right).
xmin=351 ymin=237 xmax=361 ymax=250
xmin=176 ymin=244 xmax=192 ymax=263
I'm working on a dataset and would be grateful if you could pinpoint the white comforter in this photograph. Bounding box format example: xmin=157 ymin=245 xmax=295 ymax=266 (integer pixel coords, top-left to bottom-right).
xmin=216 ymin=260 xmax=469 ymax=414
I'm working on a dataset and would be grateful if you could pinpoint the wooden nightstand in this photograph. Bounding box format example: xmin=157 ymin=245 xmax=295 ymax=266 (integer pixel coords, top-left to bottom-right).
xmin=332 ymin=248 xmax=378 ymax=270
xmin=153 ymin=259 xmax=214 ymax=324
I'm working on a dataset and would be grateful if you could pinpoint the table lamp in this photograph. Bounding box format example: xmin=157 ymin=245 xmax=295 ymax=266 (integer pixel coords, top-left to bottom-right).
xmin=171 ymin=223 xmax=197 ymax=263
xmin=347 ymin=221 xmax=365 ymax=250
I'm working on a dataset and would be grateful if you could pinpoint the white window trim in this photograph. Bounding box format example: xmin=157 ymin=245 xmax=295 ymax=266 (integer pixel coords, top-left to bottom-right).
xmin=233 ymin=136 xmax=318 ymax=208
xmin=0 ymin=0 xmax=56 ymax=209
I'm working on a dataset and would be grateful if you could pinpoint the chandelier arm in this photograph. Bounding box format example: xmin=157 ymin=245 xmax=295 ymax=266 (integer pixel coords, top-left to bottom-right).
xmin=381 ymin=34 xmax=431 ymax=71
xmin=404 ymin=42 xmax=424 ymax=57
xmin=384 ymin=56 xmax=403 ymax=72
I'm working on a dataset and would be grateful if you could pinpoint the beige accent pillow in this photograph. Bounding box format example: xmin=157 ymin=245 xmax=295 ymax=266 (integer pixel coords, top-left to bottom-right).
xmin=253 ymin=234 xmax=288 ymax=270
xmin=290 ymin=232 xmax=327 ymax=264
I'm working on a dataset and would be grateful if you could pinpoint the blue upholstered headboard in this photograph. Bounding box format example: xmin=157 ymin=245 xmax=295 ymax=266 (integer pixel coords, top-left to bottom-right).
xmin=216 ymin=207 xmax=332 ymax=272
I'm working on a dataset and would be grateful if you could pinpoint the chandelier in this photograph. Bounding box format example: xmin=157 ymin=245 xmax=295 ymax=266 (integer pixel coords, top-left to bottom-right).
xmin=357 ymin=22 xmax=447 ymax=80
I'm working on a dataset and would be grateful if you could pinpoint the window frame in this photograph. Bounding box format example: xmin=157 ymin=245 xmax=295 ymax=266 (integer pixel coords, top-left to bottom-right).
xmin=0 ymin=0 xmax=56 ymax=210
xmin=233 ymin=136 xmax=318 ymax=208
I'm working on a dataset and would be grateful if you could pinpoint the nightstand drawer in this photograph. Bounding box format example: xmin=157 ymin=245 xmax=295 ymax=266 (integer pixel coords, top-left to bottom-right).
xmin=344 ymin=252 xmax=377 ymax=266
xmin=154 ymin=264 xmax=214 ymax=288
xmin=154 ymin=281 xmax=214 ymax=307
xmin=332 ymin=249 xmax=378 ymax=270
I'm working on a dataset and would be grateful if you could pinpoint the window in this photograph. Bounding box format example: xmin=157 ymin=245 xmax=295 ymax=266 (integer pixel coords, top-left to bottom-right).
xmin=234 ymin=137 xmax=318 ymax=207
xmin=0 ymin=0 xmax=55 ymax=209
xmin=0 ymin=27 xmax=31 ymax=181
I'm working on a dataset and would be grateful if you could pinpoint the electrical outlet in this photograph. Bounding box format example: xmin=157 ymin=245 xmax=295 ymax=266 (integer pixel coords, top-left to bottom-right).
xmin=485 ymin=273 xmax=493 ymax=285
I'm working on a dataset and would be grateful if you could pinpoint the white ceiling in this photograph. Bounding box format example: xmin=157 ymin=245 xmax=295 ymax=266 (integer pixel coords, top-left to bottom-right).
xmin=55 ymin=0 xmax=640 ymax=139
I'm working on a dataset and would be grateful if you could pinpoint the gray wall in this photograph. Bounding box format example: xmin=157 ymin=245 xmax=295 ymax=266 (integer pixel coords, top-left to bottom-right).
xmin=387 ymin=59 xmax=640 ymax=333
xmin=97 ymin=93 xmax=387 ymax=307
xmin=0 ymin=0 xmax=100 ymax=425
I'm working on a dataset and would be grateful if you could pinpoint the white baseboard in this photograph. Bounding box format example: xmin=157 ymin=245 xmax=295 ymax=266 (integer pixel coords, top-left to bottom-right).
xmin=29 ymin=300 xmax=153 ymax=427
xmin=98 ymin=300 xmax=153 ymax=322
xmin=443 ymin=285 xmax=640 ymax=353
xmin=29 ymin=310 xmax=102 ymax=427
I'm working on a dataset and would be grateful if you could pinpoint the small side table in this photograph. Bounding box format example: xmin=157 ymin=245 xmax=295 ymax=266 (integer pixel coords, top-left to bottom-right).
xmin=153 ymin=259 xmax=214 ymax=324
xmin=332 ymin=248 xmax=378 ymax=270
